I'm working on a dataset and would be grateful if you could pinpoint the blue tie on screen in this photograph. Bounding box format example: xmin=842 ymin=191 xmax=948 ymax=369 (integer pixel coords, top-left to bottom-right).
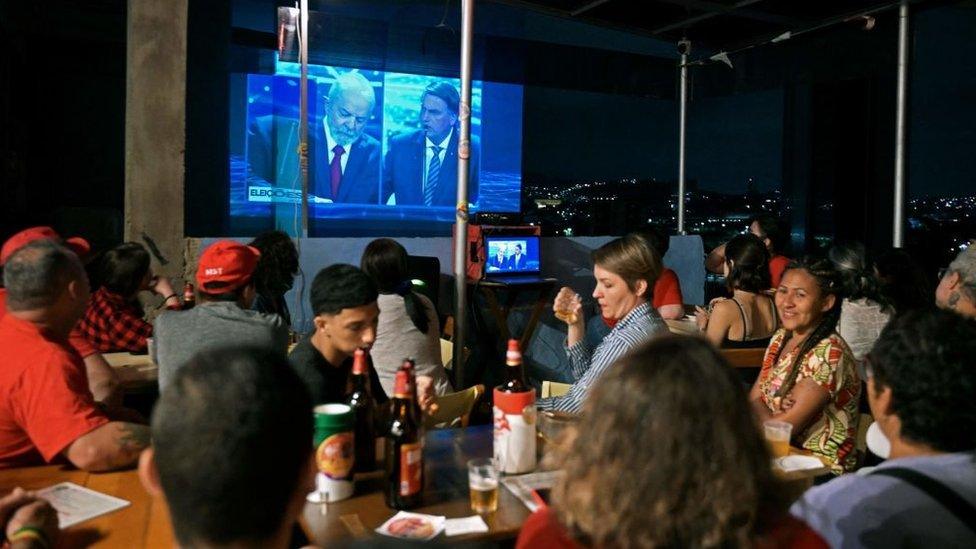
xmin=425 ymin=145 xmax=442 ymax=206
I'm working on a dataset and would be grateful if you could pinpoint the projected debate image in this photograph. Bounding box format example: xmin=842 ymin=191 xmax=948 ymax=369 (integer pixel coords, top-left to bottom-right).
xmin=229 ymin=63 xmax=524 ymax=235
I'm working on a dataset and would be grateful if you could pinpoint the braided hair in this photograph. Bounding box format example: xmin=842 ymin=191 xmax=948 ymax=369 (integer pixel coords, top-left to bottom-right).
xmin=774 ymin=256 xmax=842 ymax=399
xmin=360 ymin=238 xmax=431 ymax=335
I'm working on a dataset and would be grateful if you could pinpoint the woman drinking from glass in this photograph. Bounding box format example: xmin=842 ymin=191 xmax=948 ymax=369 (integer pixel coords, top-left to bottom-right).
xmin=538 ymin=235 xmax=667 ymax=414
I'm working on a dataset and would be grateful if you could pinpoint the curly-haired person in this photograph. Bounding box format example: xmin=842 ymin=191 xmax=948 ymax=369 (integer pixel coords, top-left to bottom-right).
xmin=517 ymin=336 xmax=826 ymax=549
xmin=791 ymin=308 xmax=976 ymax=548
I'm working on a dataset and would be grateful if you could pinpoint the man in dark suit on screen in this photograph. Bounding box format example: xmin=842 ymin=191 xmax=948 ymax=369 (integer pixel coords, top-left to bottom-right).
xmin=507 ymin=243 xmax=527 ymax=270
xmin=248 ymin=72 xmax=381 ymax=204
xmin=382 ymin=81 xmax=480 ymax=207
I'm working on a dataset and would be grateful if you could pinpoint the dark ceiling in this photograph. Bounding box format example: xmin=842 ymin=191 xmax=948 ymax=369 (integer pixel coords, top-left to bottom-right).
xmin=494 ymin=0 xmax=919 ymax=52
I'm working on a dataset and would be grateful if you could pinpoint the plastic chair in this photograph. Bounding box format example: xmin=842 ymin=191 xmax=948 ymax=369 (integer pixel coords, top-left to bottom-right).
xmin=541 ymin=380 xmax=572 ymax=398
xmin=424 ymin=384 xmax=485 ymax=429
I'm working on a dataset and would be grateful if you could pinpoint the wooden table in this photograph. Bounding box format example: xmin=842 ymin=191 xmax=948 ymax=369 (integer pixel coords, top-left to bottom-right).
xmin=302 ymin=424 xmax=531 ymax=544
xmin=0 ymin=465 xmax=173 ymax=548
xmin=102 ymin=352 xmax=158 ymax=390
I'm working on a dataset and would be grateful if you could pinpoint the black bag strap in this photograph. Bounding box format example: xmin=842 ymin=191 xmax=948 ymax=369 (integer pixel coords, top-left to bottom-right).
xmin=870 ymin=467 xmax=976 ymax=535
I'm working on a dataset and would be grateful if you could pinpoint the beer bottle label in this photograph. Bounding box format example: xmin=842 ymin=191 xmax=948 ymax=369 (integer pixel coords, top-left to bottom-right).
xmin=493 ymin=388 xmax=537 ymax=474
xmin=399 ymin=442 xmax=423 ymax=496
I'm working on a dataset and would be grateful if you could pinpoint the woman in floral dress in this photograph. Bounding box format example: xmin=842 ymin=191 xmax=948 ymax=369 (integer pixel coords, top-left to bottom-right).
xmin=749 ymin=256 xmax=861 ymax=473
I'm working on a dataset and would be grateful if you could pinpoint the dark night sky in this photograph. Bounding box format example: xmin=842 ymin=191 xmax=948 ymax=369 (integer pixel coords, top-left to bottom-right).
xmin=524 ymin=5 xmax=975 ymax=199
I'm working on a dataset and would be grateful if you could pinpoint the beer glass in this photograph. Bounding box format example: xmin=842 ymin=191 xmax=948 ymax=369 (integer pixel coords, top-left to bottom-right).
xmin=467 ymin=458 xmax=499 ymax=514
xmin=763 ymin=420 xmax=792 ymax=458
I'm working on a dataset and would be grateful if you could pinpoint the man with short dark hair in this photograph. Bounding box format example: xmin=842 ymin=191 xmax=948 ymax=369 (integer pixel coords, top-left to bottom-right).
xmin=138 ymin=347 xmax=315 ymax=548
xmin=288 ymin=264 xmax=435 ymax=412
xmin=154 ymin=240 xmax=288 ymax=391
xmin=936 ymin=245 xmax=976 ymax=319
xmin=382 ymin=80 xmax=481 ymax=207
xmin=0 ymin=241 xmax=150 ymax=470
xmin=791 ymin=308 xmax=976 ymax=547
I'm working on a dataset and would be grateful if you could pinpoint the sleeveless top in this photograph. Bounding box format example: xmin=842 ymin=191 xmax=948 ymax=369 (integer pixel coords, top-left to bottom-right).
xmin=722 ymin=294 xmax=779 ymax=349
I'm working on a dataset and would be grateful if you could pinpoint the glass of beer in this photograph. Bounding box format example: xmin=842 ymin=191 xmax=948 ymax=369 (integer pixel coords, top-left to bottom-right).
xmin=763 ymin=420 xmax=792 ymax=458
xmin=468 ymin=458 xmax=499 ymax=514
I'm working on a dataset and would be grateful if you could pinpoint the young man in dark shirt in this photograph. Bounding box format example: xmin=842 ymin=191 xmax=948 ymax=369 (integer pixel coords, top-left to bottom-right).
xmin=288 ymin=264 xmax=436 ymax=411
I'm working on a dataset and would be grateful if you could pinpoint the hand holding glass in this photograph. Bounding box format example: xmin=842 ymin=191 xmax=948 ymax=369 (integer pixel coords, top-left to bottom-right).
xmin=553 ymin=287 xmax=582 ymax=325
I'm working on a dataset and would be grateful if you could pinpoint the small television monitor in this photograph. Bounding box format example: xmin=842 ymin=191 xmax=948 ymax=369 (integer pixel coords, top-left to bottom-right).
xmin=483 ymin=235 xmax=540 ymax=275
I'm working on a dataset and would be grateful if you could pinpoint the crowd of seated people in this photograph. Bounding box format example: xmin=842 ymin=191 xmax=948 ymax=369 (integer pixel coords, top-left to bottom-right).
xmin=0 ymin=218 xmax=973 ymax=548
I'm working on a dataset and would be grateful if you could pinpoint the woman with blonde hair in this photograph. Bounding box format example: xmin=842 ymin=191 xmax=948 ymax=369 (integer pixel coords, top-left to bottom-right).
xmin=518 ymin=336 xmax=826 ymax=548
xmin=538 ymin=235 xmax=667 ymax=414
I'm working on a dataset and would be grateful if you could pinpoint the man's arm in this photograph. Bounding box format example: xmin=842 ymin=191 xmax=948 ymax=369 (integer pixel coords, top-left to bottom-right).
xmin=657 ymin=304 xmax=684 ymax=320
xmin=63 ymin=422 xmax=150 ymax=472
xmin=83 ymin=353 xmax=122 ymax=406
xmin=705 ymin=242 xmax=727 ymax=274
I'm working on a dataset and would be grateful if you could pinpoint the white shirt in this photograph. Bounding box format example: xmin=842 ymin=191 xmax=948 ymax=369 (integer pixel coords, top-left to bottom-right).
xmin=423 ymin=128 xmax=452 ymax=191
xmin=322 ymin=119 xmax=354 ymax=174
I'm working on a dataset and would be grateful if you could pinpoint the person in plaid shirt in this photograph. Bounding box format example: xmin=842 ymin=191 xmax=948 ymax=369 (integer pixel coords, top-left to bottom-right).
xmin=78 ymin=242 xmax=182 ymax=353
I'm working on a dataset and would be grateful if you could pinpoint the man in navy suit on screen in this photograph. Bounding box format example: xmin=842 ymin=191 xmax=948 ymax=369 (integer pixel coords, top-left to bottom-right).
xmin=507 ymin=243 xmax=527 ymax=270
xmin=248 ymin=72 xmax=381 ymax=204
xmin=382 ymin=81 xmax=480 ymax=207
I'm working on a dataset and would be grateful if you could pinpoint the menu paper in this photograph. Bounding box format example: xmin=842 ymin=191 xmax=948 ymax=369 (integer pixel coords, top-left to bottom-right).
xmin=36 ymin=482 xmax=130 ymax=528
xmin=500 ymin=470 xmax=562 ymax=512
xmin=445 ymin=516 xmax=489 ymax=537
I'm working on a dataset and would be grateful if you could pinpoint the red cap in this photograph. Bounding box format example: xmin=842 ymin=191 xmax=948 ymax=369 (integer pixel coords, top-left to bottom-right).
xmin=196 ymin=240 xmax=261 ymax=294
xmin=1 ymin=226 xmax=91 ymax=265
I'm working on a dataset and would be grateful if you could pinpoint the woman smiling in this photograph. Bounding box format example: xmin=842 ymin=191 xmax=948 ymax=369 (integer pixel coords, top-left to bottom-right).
xmin=538 ymin=235 xmax=668 ymax=414
xmin=749 ymin=256 xmax=861 ymax=473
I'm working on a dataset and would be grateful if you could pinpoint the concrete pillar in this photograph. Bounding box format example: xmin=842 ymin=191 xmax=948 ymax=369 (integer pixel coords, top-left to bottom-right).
xmin=124 ymin=0 xmax=188 ymax=281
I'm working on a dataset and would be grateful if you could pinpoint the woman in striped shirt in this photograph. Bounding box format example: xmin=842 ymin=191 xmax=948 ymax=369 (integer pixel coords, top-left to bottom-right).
xmin=538 ymin=235 xmax=668 ymax=414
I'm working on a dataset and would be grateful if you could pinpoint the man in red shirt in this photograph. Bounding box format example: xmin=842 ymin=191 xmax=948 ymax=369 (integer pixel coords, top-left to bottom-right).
xmin=0 ymin=240 xmax=149 ymax=470
xmin=0 ymin=226 xmax=120 ymax=405
xmin=706 ymin=213 xmax=792 ymax=288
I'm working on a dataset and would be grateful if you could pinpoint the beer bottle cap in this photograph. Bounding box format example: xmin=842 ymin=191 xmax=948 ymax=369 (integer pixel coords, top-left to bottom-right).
xmin=393 ymin=369 xmax=414 ymax=398
xmin=352 ymin=348 xmax=368 ymax=375
xmin=506 ymin=339 xmax=522 ymax=366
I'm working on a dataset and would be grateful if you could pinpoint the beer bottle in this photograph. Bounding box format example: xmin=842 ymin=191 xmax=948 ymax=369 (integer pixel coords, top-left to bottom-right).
xmin=182 ymin=282 xmax=195 ymax=310
xmin=346 ymin=348 xmax=376 ymax=472
xmin=398 ymin=358 xmax=422 ymax=424
xmin=385 ymin=369 xmax=423 ymax=509
xmin=493 ymin=339 xmax=537 ymax=474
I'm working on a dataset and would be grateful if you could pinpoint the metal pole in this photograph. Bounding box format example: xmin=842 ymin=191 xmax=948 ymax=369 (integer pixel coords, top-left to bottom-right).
xmin=298 ymin=0 xmax=309 ymax=238
xmin=893 ymin=0 xmax=909 ymax=247
xmin=453 ymin=0 xmax=474 ymax=388
xmin=677 ymin=42 xmax=689 ymax=235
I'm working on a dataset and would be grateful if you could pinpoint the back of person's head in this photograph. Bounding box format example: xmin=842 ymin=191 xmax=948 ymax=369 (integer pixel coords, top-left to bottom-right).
xmin=591 ymin=234 xmax=662 ymax=297
xmin=248 ymin=231 xmax=299 ymax=297
xmin=422 ymin=81 xmax=460 ymax=117
xmin=631 ymin=225 xmax=670 ymax=259
xmin=196 ymin=240 xmax=261 ymax=304
xmin=828 ymin=241 xmax=889 ymax=308
xmin=725 ymin=233 xmax=770 ymax=293
xmin=3 ymin=240 xmax=85 ymax=312
xmin=946 ymin=245 xmax=976 ymax=304
xmin=94 ymin=242 xmax=150 ymax=298
xmin=551 ymin=336 xmax=783 ymax=547
xmin=868 ymin=308 xmax=976 ymax=452
xmin=150 ymin=347 xmax=313 ymax=546
xmin=874 ymin=248 xmax=933 ymax=313
xmin=360 ymin=239 xmax=429 ymax=334
xmin=310 ymin=264 xmax=378 ymax=316
xmin=749 ymin=213 xmax=788 ymax=255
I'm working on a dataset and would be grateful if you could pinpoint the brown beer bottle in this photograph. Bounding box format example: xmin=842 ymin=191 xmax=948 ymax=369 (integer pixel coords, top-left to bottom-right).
xmin=385 ymin=369 xmax=423 ymax=509
xmin=182 ymin=282 xmax=195 ymax=310
xmin=346 ymin=348 xmax=376 ymax=472
xmin=398 ymin=358 xmax=422 ymax=424
xmin=499 ymin=339 xmax=530 ymax=392
xmin=493 ymin=339 xmax=537 ymax=474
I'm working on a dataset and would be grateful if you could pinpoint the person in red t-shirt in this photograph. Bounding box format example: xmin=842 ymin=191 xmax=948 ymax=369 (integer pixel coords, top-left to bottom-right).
xmin=0 ymin=241 xmax=149 ymax=471
xmin=516 ymin=336 xmax=825 ymax=549
xmin=0 ymin=226 xmax=121 ymax=405
xmin=707 ymin=213 xmax=792 ymax=288
xmin=77 ymin=242 xmax=181 ymax=353
xmin=631 ymin=227 xmax=685 ymax=320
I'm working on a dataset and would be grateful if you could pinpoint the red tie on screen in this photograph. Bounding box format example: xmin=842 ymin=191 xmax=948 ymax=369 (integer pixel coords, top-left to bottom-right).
xmin=330 ymin=145 xmax=345 ymax=199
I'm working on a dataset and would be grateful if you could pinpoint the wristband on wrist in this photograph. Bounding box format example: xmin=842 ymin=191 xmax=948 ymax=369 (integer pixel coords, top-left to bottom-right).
xmin=9 ymin=526 xmax=50 ymax=548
